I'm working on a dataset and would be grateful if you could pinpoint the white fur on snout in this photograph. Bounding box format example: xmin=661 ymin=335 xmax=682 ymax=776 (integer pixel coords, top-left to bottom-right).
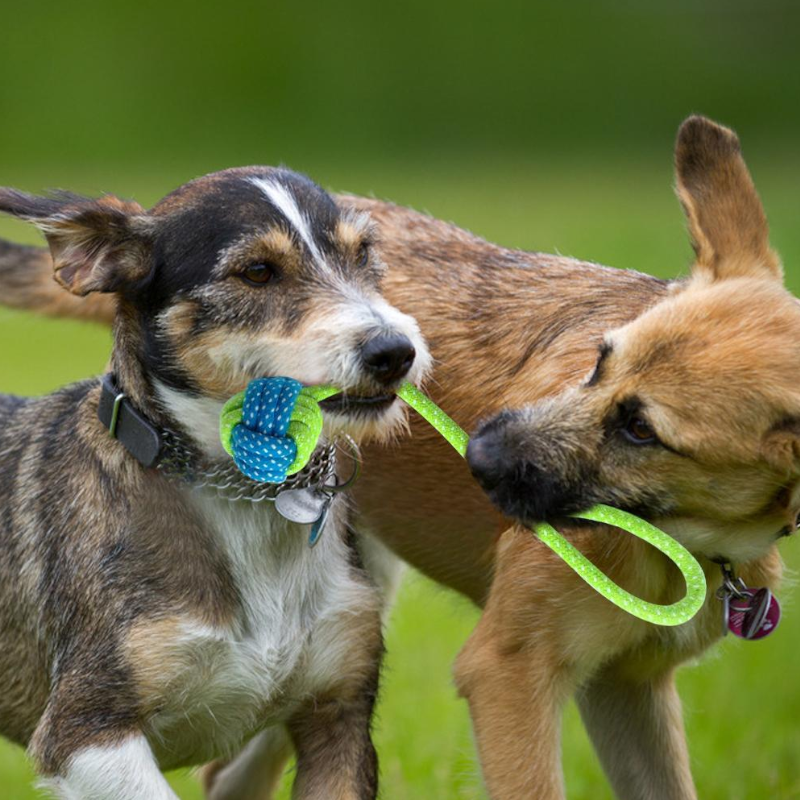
xmin=220 ymin=291 xmax=429 ymax=387
xmin=197 ymin=292 xmax=431 ymax=444
xmin=41 ymin=735 xmax=176 ymax=800
xmin=154 ymin=290 xmax=431 ymax=454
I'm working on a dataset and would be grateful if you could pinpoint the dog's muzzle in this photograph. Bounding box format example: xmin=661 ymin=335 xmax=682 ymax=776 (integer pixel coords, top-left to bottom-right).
xmin=467 ymin=414 xmax=590 ymax=523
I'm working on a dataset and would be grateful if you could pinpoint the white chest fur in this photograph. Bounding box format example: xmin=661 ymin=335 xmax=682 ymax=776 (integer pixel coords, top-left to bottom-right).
xmin=145 ymin=489 xmax=380 ymax=769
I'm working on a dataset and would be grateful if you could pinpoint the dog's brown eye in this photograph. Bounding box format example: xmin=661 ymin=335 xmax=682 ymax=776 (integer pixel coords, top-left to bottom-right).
xmin=357 ymin=243 xmax=370 ymax=268
xmin=624 ymin=415 xmax=656 ymax=444
xmin=241 ymin=263 xmax=278 ymax=286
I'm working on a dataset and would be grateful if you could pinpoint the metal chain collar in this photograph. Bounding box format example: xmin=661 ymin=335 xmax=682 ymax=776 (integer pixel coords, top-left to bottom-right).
xmin=156 ymin=427 xmax=340 ymax=503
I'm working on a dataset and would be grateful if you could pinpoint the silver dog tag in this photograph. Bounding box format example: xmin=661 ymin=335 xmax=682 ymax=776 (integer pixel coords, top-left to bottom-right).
xmin=308 ymin=497 xmax=333 ymax=548
xmin=275 ymin=487 xmax=330 ymax=525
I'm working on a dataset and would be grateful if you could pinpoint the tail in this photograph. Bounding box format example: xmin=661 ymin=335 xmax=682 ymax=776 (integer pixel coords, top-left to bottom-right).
xmin=0 ymin=239 xmax=115 ymax=324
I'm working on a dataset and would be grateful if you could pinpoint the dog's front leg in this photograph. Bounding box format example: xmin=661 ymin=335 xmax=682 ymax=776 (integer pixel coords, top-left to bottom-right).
xmin=286 ymin=692 xmax=379 ymax=800
xmin=454 ymin=621 xmax=571 ymax=800
xmin=36 ymin=732 xmax=176 ymax=800
xmin=454 ymin=529 xmax=575 ymax=800
xmin=576 ymin=666 xmax=697 ymax=800
xmin=202 ymin=725 xmax=293 ymax=800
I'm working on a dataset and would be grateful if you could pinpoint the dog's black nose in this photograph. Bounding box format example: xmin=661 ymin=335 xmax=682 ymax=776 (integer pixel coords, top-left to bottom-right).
xmin=467 ymin=430 xmax=507 ymax=492
xmin=361 ymin=334 xmax=416 ymax=385
xmin=469 ymin=421 xmax=585 ymax=524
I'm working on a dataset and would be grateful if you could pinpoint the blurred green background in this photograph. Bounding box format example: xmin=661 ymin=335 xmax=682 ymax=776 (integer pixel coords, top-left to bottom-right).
xmin=1 ymin=1 xmax=800 ymax=798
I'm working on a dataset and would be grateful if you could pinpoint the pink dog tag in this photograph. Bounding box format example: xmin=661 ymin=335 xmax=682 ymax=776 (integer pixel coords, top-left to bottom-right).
xmin=727 ymin=588 xmax=781 ymax=640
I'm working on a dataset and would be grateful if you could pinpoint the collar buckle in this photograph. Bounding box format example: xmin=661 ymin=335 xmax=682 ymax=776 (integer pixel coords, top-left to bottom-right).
xmin=107 ymin=390 xmax=126 ymax=439
xmin=97 ymin=374 xmax=163 ymax=468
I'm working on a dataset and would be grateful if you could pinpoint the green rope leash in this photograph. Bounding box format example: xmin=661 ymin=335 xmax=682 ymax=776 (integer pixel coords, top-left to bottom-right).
xmin=395 ymin=382 xmax=707 ymax=626
xmin=219 ymin=379 xmax=707 ymax=626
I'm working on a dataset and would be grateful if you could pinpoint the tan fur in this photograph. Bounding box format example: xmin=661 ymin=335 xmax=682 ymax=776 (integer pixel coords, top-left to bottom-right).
xmin=0 ymin=241 xmax=118 ymax=322
xmin=165 ymin=310 xmax=248 ymax=398
xmin=124 ymin=617 xmax=188 ymax=715
xmin=216 ymin=228 xmax=303 ymax=278
xmin=363 ymin=116 xmax=795 ymax=799
xmin=333 ymin=212 xmax=374 ymax=265
xmin=0 ymin=117 xmax=793 ymax=799
xmin=352 ymin=206 xmax=668 ymax=602
xmin=675 ymin=115 xmax=780 ymax=283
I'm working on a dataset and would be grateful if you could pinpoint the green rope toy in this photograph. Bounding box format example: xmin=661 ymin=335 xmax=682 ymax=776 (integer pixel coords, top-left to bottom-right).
xmin=220 ymin=379 xmax=707 ymax=626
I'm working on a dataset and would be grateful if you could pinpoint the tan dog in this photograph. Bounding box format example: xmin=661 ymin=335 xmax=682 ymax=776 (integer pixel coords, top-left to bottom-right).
xmin=0 ymin=117 xmax=794 ymax=799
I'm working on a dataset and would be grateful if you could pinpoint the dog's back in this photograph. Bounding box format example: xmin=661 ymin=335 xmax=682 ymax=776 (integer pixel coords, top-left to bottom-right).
xmin=0 ymin=383 xmax=98 ymax=747
xmin=0 ymin=392 xmax=26 ymax=416
xmin=0 ymin=390 xmax=43 ymax=746
xmin=0 ymin=239 xmax=115 ymax=322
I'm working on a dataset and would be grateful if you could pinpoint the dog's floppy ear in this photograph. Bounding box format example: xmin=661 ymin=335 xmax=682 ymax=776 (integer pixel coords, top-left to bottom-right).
xmin=675 ymin=115 xmax=780 ymax=283
xmin=0 ymin=189 xmax=152 ymax=296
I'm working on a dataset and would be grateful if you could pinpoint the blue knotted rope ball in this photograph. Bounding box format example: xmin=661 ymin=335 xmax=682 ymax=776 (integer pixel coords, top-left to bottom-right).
xmin=219 ymin=377 xmax=335 ymax=484
xmin=222 ymin=377 xmax=302 ymax=483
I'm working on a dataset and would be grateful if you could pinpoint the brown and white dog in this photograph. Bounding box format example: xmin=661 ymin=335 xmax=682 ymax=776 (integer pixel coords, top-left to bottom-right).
xmin=0 ymin=167 xmax=430 ymax=798
xmin=1 ymin=117 xmax=796 ymax=799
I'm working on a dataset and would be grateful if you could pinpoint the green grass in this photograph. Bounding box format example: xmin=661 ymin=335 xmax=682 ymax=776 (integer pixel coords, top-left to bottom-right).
xmin=1 ymin=156 xmax=800 ymax=798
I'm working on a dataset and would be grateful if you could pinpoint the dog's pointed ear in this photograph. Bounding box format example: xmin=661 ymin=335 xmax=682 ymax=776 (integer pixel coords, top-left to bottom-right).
xmin=675 ymin=115 xmax=781 ymax=283
xmin=0 ymin=189 xmax=152 ymax=296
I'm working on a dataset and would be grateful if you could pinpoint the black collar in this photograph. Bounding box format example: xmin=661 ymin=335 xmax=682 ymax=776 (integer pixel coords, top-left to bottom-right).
xmin=96 ymin=373 xmax=343 ymax=504
xmin=97 ymin=373 xmax=163 ymax=468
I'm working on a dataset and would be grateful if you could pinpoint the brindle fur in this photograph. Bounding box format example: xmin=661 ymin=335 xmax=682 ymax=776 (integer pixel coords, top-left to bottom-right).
xmin=0 ymin=118 xmax=795 ymax=800
xmin=0 ymin=166 xmax=433 ymax=799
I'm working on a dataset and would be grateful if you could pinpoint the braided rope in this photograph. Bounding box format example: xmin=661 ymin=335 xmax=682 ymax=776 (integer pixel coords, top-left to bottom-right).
xmin=218 ymin=378 xmax=706 ymax=625
xmin=396 ymin=382 xmax=706 ymax=626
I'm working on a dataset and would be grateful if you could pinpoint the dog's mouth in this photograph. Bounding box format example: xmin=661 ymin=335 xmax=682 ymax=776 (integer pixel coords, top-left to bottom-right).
xmin=319 ymin=392 xmax=398 ymax=417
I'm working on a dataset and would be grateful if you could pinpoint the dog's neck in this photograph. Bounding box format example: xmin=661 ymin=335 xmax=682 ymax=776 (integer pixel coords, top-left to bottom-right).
xmin=154 ymin=383 xmax=229 ymax=460
xmin=108 ymin=307 xmax=166 ymax=417
xmin=107 ymin=306 xmax=226 ymax=461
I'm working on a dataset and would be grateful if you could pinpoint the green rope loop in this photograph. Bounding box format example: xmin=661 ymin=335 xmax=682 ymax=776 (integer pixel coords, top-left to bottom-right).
xmin=396 ymin=382 xmax=706 ymax=626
